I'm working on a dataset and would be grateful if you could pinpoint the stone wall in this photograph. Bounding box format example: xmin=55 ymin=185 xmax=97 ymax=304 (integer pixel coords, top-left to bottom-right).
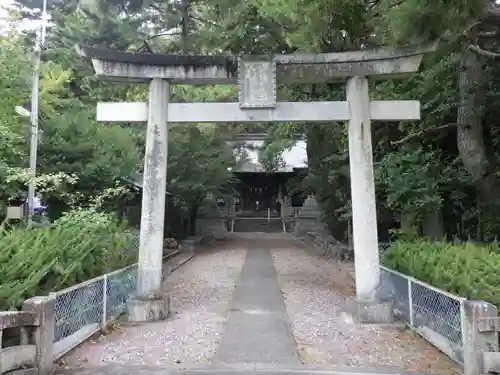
xmin=180 ymin=235 xmax=212 ymax=253
xmin=304 ymin=231 xmax=354 ymax=262
xmin=293 ymin=195 xmax=326 ymax=237
xmin=195 ymin=196 xmax=228 ymax=240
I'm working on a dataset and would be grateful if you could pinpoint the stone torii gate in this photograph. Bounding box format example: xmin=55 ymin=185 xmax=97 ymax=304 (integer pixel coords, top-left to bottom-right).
xmin=79 ymin=45 xmax=431 ymax=323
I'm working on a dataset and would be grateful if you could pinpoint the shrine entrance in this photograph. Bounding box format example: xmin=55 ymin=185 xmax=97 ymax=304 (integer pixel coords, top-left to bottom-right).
xmin=233 ymin=171 xmax=293 ymax=213
xmin=229 ymin=170 xmax=300 ymax=233
xmin=80 ymin=45 xmax=431 ymax=323
xmin=236 ymin=172 xmax=275 ymax=212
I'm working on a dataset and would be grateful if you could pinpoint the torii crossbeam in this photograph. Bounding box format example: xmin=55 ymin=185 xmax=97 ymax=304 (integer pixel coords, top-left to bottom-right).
xmin=79 ymin=44 xmax=433 ymax=323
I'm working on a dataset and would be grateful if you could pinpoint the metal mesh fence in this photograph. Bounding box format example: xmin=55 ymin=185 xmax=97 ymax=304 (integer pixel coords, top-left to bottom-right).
xmin=411 ymin=282 xmax=463 ymax=345
xmin=52 ymin=278 xmax=104 ymax=342
xmin=379 ymin=266 xmax=463 ymax=348
xmin=52 ymin=265 xmax=139 ymax=343
xmin=378 ymin=242 xmax=392 ymax=254
xmin=105 ymin=266 xmax=138 ymax=321
xmin=379 ymin=267 xmax=411 ymax=321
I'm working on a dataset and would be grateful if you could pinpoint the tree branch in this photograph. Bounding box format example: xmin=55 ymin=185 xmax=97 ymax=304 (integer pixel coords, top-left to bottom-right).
xmin=477 ymin=31 xmax=499 ymax=38
xmin=469 ymin=44 xmax=500 ymax=59
xmin=147 ymin=31 xmax=183 ymax=41
xmin=371 ymin=0 xmax=404 ymax=19
xmin=462 ymin=21 xmax=482 ymax=37
xmin=190 ymin=14 xmax=218 ymax=26
xmin=391 ymin=123 xmax=457 ymax=145
xmin=462 ymin=6 xmax=500 ymax=38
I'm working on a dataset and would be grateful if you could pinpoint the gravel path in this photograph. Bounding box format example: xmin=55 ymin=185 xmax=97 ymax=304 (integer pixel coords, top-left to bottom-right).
xmin=61 ymin=243 xmax=247 ymax=368
xmin=60 ymin=236 xmax=464 ymax=375
xmin=270 ymin=244 xmax=463 ymax=375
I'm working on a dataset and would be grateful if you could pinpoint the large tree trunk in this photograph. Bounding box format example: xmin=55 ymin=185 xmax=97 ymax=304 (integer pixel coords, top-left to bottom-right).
xmin=400 ymin=211 xmax=418 ymax=235
xmin=181 ymin=0 xmax=189 ymax=53
xmin=422 ymin=209 xmax=445 ymax=240
xmin=457 ymin=46 xmax=499 ymax=202
xmin=306 ymin=124 xmax=347 ymax=239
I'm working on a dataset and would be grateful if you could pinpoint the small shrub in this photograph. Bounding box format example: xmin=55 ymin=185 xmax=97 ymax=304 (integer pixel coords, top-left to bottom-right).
xmin=0 ymin=208 xmax=137 ymax=310
xmin=382 ymin=239 xmax=500 ymax=308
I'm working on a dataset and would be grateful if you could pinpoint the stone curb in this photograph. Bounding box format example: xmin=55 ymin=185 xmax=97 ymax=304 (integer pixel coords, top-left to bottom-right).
xmin=55 ymin=363 xmax=437 ymax=375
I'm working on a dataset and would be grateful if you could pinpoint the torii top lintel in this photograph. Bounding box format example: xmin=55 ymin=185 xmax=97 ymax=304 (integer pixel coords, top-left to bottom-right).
xmin=77 ymin=44 xmax=435 ymax=85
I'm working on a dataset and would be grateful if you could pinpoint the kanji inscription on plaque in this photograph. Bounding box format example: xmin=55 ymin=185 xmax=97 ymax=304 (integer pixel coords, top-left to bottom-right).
xmin=238 ymin=58 xmax=276 ymax=109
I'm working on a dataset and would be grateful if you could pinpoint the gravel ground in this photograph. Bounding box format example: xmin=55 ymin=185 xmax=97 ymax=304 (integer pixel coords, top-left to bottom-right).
xmin=61 ymin=243 xmax=247 ymax=368
xmin=270 ymin=244 xmax=463 ymax=375
xmin=59 ymin=235 xmax=464 ymax=374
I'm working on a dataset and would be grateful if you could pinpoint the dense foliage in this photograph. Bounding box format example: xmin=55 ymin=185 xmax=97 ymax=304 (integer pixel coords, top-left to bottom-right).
xmin=3 ymin=0 xmax=500 ymax=302
xmin=0 ymin=2 xmax=239 ymax=308
xmin=0 ymin=208 xmax=138 ymax=310
xmin=383 ymin=240 xmax=500 ymax=308
xmin=7 ymin=0 xmax=499 ymax=240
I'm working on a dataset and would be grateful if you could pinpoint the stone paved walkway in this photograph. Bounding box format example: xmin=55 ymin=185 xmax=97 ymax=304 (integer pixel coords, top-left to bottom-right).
xmin=57 ymin=234 xmax=462 ymax=375
xmin=214 ymin=243 xmax=299 ymax=365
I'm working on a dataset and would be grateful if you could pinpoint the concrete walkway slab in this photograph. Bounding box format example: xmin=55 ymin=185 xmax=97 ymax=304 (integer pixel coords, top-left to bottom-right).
xmin=214 ymin=245 xmax=300 ymax=365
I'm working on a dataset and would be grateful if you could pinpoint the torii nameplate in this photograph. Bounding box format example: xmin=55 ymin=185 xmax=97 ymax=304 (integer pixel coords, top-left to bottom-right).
xmin=238 ymin=57 xmax=277 ymax=109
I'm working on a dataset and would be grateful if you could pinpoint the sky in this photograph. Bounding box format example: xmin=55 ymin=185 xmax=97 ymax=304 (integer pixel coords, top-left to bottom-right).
xmin=242 ymin=140 xmax=308 ymax=172
xmin=0 ymin=0 xmax=11 ymax=13
xmin=0 ymin=0 xmax=42 ymax=32
xmin=0 ymin=0 xmax=16 ymax=21
xmin=282 ymin=141 xmax=307 ymax=168
xmin=0 ymin=1 xmax=12 ymax=30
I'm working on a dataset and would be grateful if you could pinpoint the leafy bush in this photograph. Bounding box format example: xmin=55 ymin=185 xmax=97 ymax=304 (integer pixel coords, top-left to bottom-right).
xmin=0 ymin=208 xmax=137 ymax=310
xmin=382 ymin=240 xmax=500 ymax=308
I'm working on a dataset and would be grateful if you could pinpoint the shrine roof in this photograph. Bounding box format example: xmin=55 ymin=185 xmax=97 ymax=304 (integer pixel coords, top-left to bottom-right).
xmin=77 ymin=43 xmax=436 ymax=84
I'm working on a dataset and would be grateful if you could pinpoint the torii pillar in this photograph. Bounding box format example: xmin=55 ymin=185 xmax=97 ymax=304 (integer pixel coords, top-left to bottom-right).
xmin=79 ymin=45 xmax=433 ymax=323
xmin=132 ymin=78 xmax=170 ymax=320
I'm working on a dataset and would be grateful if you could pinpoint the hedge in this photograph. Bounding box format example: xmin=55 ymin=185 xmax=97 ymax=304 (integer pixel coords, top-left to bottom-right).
xmin=0 ymin=208 xmax=138 ymax=310
xmin=382 ymin=240 xmax=500 ymax=308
